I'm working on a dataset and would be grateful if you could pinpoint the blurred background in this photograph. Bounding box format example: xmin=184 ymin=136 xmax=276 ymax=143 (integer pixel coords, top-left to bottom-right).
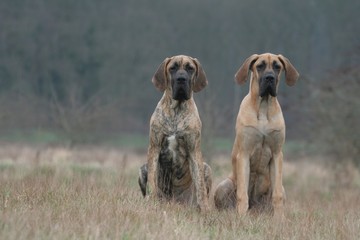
xmin=0 ymin=0 xmax=358 ymax=165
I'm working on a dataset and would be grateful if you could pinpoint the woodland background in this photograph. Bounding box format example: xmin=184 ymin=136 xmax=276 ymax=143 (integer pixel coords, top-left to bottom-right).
xmin=1 ymin=1 xmax=360 ymax=239
xmin=0 ymin=0 xmax=359 ymax=164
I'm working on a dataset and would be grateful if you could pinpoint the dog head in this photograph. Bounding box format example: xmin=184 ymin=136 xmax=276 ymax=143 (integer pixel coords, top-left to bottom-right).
xmin=235 ymin=53 xmax=299 ymax=98
xmin=152 ymin=55 xmax=208 ymax=101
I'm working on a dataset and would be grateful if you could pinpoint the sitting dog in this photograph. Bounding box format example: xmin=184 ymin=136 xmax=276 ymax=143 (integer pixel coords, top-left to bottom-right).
xmin=138 ymin=55 xmax=212 ymax=212
xmin=214 ymin=53 xmax=299 ymax=216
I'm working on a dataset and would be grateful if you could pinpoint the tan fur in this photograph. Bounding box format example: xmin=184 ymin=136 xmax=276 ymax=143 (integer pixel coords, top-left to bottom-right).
xmin=146 ymin=55 xmax=211 ymax=212
xmin=214 ymin=53 xmax=299 ymax=216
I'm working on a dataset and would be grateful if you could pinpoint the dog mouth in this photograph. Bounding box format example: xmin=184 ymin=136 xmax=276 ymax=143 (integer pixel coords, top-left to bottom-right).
xmin=172 ymin=79 xmax=191 ymax=101
xmin=260 ymin=84 xmax=277 ymax=97
xmin=259 ymin=76 xmax=277 ymax=97
xmin=173 ymin=86 xmax=190 ymax=101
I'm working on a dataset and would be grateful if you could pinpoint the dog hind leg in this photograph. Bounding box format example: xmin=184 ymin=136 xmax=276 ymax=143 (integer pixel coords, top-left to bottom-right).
xmin=214 ymin=178 xmax=236 ymax=210
xmin=203 ymin=162 xmax=212 ymax=196
xmin=138 ymin=163 xmax=148 ymax=197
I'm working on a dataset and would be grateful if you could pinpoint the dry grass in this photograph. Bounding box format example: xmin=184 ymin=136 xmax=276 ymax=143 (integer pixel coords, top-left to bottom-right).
xmin=0 ymin=145 xmax=359 ymax=239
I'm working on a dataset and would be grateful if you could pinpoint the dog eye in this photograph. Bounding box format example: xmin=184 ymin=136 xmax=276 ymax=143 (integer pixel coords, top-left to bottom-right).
xmin=169 ymin=64 xmax=178 ymax=72
xmin=185 ymin=64 xmax=194 ymax=72
xmin=256 ymin=63 xmax=265 ymax=71
xmin=273 ymin=63 xmax=281 ymax=70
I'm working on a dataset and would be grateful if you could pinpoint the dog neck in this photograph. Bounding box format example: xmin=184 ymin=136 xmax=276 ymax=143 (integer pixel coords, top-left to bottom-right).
xmin=249 ymin=92 xmax=278 ymax=121
xmin=249 ymin=76 xmax=279 ymax=121
xmin=161 ymin=91 xmax=193 ymax=116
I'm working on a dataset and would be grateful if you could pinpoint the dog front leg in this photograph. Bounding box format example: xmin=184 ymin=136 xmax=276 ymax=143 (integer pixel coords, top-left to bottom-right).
xmin=270 ymin=151 xmax=285 ymax=217
xmin=147 ymin=141 xmax=161 ymax=199
xmin=188 ymin=137 xmax=209 ymax=212
xmin=235 ymin=151 xmax=250 ymax=215
xmin=189 ymin=155 xmax=209 ymax=212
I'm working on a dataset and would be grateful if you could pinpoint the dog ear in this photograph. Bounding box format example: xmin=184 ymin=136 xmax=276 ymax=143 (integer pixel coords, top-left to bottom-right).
xmin=278 ymin=55 xmax=299 ymax=86
xmin=235 ymin=54 xmax=259 ymax=85
xmin=152 ymin=57 xmax=171 ymax=92
xmin=192 ymin=58 xmax=208 ymax=92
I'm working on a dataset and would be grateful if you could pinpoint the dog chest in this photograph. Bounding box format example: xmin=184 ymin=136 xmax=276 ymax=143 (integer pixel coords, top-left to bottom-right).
xmin=159 ymin=135 xmax=190 ymax=183
xmin=241 ymin=126 xmax=284 ymax=170
xmin=243 ymin=123 xmax=284 ymax=148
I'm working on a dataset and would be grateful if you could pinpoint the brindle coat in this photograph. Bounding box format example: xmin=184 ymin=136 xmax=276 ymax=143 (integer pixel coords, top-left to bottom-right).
xmin=214 ymin=53 xmax=299 ymax=216
xmin=138 ymin=55 xmax=212 ymax=212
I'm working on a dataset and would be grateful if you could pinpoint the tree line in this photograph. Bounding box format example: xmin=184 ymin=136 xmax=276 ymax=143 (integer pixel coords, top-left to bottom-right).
xmin=0 ymin=0 xmax=358 ymax=163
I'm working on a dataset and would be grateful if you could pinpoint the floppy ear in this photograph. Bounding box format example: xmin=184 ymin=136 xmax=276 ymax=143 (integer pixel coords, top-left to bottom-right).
xmin=192 ymin=58 xmax=208 ymax=92
xmin=152 ymin=57 xmax=171 ymax=92
xmin=278 ymin=55 xmax=299 ymax=86
xmin=234 ymin=54 xmax=259 ymax=85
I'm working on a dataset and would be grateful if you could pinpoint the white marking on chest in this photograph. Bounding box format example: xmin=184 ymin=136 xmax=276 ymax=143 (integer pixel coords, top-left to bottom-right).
xmin=167 ymin=135 xmax=178 ymax=161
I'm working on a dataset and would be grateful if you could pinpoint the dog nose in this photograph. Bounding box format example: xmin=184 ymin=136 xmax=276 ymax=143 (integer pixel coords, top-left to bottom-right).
xmin=177 ymin=77 xmax=187 ymax=83
xmin=264 ymin=74 xmax=275 ymax=82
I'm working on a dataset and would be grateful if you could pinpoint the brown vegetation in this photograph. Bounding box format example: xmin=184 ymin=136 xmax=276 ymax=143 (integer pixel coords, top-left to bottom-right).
xmin=0 ymin=145 xmax=359 ymax=239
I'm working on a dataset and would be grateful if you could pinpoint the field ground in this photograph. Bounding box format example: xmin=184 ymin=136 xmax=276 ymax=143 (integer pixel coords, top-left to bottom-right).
xmin=0 ymin=144 xmax=359 ymax=239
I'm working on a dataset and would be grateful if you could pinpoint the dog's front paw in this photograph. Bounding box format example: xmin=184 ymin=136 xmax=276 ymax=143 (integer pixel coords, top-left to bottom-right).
xmin=236 ymin=201 xmax=249 ymax=216
xmin=144 ymin=194 xmax=152 ymax=202
xmin=145 ymin=189 xmax=157 ymax=201
xmin=273 ymin=207 xmax=285 ymax=221
xmin=197 ymin=201 xmax=210 ymax=213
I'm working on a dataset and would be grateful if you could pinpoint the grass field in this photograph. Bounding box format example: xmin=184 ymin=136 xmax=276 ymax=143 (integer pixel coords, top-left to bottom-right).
xmin=0 ymin=144 xmax=359 ymax=239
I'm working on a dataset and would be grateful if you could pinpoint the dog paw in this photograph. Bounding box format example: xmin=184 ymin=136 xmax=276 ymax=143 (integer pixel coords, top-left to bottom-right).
xmin=145 ymin=192 xmax=157 ymax=202
xmin=144 ymin=195 xmax=151 ymax=202
xmin=273 ymin=208 xmax=285 ymax=221
xmin=197 ymin=202 xmax=210 ymax=213
xmin=236 ymin=202 xmax=249 ymax=216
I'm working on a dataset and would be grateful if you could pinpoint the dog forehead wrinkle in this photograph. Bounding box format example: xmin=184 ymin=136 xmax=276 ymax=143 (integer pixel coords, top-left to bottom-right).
xmin=267 ymin=54 xmax=271 ymax=63
xmin=257 ymin=56 xmax=271 ymax=68
xmin=184 ymin=60 xmax=195 ymax=68
xmin=172 ymin=57 xmax=183 ymax=66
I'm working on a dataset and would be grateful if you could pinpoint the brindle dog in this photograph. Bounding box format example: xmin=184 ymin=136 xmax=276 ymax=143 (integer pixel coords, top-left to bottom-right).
xmin=138 ymin=55 xmax=212 ymax=212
